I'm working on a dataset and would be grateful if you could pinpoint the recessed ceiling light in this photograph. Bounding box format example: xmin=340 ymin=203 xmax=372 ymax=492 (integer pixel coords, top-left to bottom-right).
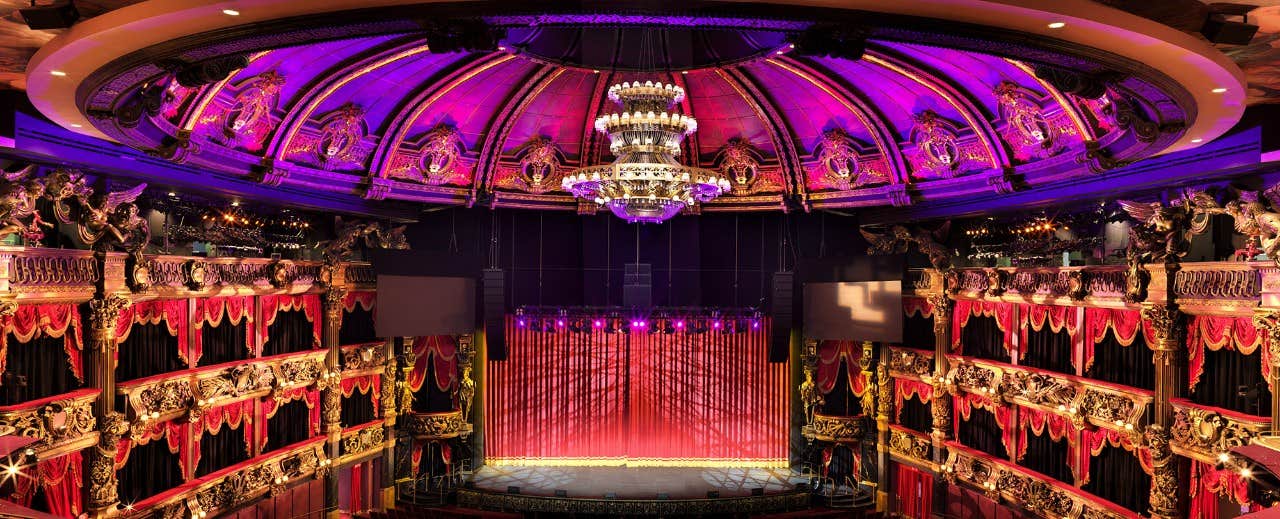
xmin=222 ymin=9 xmax=240 ymax=16
xmin=1211 ymin=87 xmax=1228 ymax=94
xmin=497 ymin=46 xmax=507 ymax=51
xmin=230 ymin=201 xmax=240 ymax=207
xmin=776 ymin=50 xmax=785 ymax=55
xmin=1191 ymin=138 xmax=1204 ymax=143
xmin=788 ymin=43 xmax=795 ymax=49
xmin=1047 ymin=22 xmax=1066 ymax=29
xmin=49 ymin=70 xmax=67 ymax=77
xmin=681 ymin=71 xmax=688 ymax=74
xmin=167 ymin=192 xmax=177 ymax=196
xmin=69 ymin=123 xmax=82 ymax=128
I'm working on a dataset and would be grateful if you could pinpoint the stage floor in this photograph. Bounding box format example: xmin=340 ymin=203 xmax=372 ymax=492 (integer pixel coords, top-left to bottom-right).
xmin=470 ymin=465 xmax=806 ymax=500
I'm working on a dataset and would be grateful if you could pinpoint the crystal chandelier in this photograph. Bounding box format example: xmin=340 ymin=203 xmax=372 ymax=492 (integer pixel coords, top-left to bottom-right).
xmin=562 ymin=80 xmax=729 ymax=223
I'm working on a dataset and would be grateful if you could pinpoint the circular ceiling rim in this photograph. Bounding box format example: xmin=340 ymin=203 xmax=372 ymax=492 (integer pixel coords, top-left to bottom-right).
xmin=27 ymin=0 xmax=1244 ymax=154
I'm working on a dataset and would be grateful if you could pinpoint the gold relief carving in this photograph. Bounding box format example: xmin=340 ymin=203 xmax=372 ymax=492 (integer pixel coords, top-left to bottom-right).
xmin=458 ymin=365 xmax=476 ymax=419
xmin=888 ymin=348 xmax=932 ymax=379
xmin=1140 ymin=304 xmax=1183 ymax=349
xmin=806 ymin=414 xmax=868 ymax=443
xmin=944 ymin=270 xmax=961 ymax=295
xmin=951 ymin=362 xmax=999 ymax=393
xmin=986 ymin=268 xmax=1008 ymax=296
xmin=193 ymin=363 xmax=276 ymax=418
xmin=136 ymin=379 xmax=193 ymax=419
xmin=1145 ymin=424 xmax=1178 ymax=518
xmin=195 ymin=463 xmax=275 ymax=514
xmin=89 ymin=295 xmax=131 ymax=348
xmin=183 ymin=260 xmax=207 ymax=290
xmin=1124 ymin=248 xmax=1150 ymax=303
xmin=1001 ymin=370 xmax=1079 ymax=413
xmin=341 ymin=344 xmax=386 ymax=372
xmin=1253 ymin=310 xmax=1280 ymax=368
xmin=0 ymin=396 xmax=96 ymax=451
xmin=267 ymin=261 xmax=290 ymax=288
xmin=341 ymin=426 xmax=385 ymax=457
xmin=1066 ymin=270 xmax=1088 ymax=300
xmin=321 ymin=388 xmax=341 ymax=430
xmin=154 ymin=501 xmax=187 ymax=519
xmin=276 ymin=358 xmax=323 ymax=390
xmin=380 ymin=360 xmax=397 ymax=417
xmin=319 ymin=219 xmax=409 ymax=264
xmin=799 ymin=369 xmax=822 ymax=427
xmin=404 ymin=410 xmax=471 ymax=439
xmin=1170 ymin=406 xmax=1260 ymax=458
xmin=888 ymin=429 xmax=931 ymax=461
xmin=1079 ymin=388 xmax=1139 ymax=431
xmin=930 ymin=381 xmax=952 ymax=434
xmin=876 ymin=362 xmax=892 ymax=420
xmin=87 ymin=411 xmax=129 ymax=511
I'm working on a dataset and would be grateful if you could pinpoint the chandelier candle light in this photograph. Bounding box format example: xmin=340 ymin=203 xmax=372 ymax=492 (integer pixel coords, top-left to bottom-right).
xmin=563 ymin=80 xmax=730 ymax=223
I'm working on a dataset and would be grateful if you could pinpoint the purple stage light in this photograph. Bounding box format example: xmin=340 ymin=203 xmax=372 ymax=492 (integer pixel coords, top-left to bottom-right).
xmin=593 ymin=319 xmax=604 ymax=328
xmin=713 ymin=321 xmax=722 ymax=329
xmin=752 ymin=321 xmax=760 ymax=329
xmin=556 ymin=319 xmax=565 ymax=327
xmin=675 ymin=320 xmax=685 ymax=329
xmin=517 ymin=319 xmax=526 ymax=327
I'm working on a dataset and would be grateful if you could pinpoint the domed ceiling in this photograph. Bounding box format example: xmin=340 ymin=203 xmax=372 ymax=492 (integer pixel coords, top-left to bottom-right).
xmin=26 ymin=1 xmax=1245 ymax=218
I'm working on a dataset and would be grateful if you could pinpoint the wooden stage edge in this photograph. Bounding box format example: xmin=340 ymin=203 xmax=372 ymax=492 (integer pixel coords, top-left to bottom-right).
xmin=456 ymin=489 xmax=812 ymax=515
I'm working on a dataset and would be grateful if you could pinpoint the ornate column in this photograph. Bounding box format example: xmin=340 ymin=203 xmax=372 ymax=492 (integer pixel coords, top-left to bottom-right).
xmin=379 ymin=337 xmax=398 ymax=508
xmin=927 ymin=291 xmax=953 ymax=518
xmin=863 ymin=341 xmax=892 ymax=512
xmin=1141 ymin=301 xmax=1186 ymax=519
xmin=1254 ymin=310 xmax=1280 ymax=433
xmin=321 ymin=287 xmax=345 ymax=519
xmin=85 ymin=294 xmax=131 ymax=518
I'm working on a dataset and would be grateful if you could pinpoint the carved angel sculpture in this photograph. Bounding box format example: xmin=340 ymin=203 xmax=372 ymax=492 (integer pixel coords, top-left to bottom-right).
xmin=0 ymin=166 xmax=50 ymax=240
xmin=860 ymin=222 xmax=951 ymax=270
xmin=69 ymin=183 xmax=150 ymax=251
xmin=1225 ymin=191 xmax=1280 ymax=262
xmin=319 ymin=218 xmax=410 ymax=262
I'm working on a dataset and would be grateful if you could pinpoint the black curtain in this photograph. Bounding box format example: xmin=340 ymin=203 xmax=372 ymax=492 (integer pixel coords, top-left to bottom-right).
xmin=898 ymin=395 xmax=932 ymax=434
xmin=1022 ymin=327 xmax=1074 ymax=375
xmin=1193 ymin=347 xmax=1271 ymax=416
xmin=342 ymin=387 xmax=377 ymax=426
xmin=826 ymin=445 xmax=856 ymax=484
xmin=904 ymin=314 xmax=936 ymax=350
xmin=1082 ymin=444 xmax=1151 ymax=515
xmin=412 ymin=362 xmax=454 ymax=413
xmin=118 ymin=439 xmax=183 ymax=503
xmin=117 ymin=322 xmax=184 ymax=382
xmin=819 ymin=363 xmax=863 ymax=416
xmin=0 ymin=333 xmax=81 ymax=405
xmin=263 ymin=309 xmax=315 ymax=357
xmin=340 ymin=307 xmax=377 ymax=345
xmin=1086 ymin=330 xmax=1154 ymax=390
xmin=265 ymin=399 xmax=311 ymax=453
xmin=961 ymin=315 xmax=1007 ymax=362
xmin=1018 ymin=429 xmax=1072 ymax=483
xmin=957 ymin=406 xmax=1007 ymax=459
xmin=194 ymin=425 xmax=249 ymax=478
xmin=198 ymin=320 xmax=250 ymax=367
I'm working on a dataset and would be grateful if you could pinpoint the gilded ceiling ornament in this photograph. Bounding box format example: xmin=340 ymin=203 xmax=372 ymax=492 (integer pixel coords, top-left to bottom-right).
xmin=817 ymin=128 xmax=866 ymax=190
xmin=410 ymin=125 xmax=465 ymax=185
xmin=221 ymin=71 xmax=285 ymax=146
xmin=909 ymin=110 xmax=966 ymax=178
xmin=315 ymin=104 xmax=367 ymax=167
xmin=510 ymin=137 xmax=561 ymax=194
xmin=719 ymin=138 xmax=761 ymax=192
xmin=994 ymin=81 xmax=1063 ymax=159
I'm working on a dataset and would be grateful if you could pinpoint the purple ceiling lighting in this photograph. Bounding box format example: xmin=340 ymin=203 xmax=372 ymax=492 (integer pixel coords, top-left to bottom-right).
xmin=24 ymin=2 xmax=1244 ymax=221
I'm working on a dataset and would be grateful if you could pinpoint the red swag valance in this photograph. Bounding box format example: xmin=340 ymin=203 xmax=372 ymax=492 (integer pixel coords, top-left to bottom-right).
xmin=951 ymin=300 xmax=1015 ymax=353
xmin=260 ymin=387 xmax=321 ymax=447
xmin=0 ymin=303 xmax=82 ymax=382
xmin=894 ymin=379 xmax=933 ymax=423
xmin=116 ymin=419 xmax=187 ymax=476
xmin=1016 ymin=406 xmax=1076 ymax=471
xmin=192 ymin=296 xmax=254 ymax=366
xmin=411 ymin=336 xmax=458 ymax=393
xmin=341 ymin=375 xmax=382 ymax=408
xmin=903 ymin=297 xmax=934 ymax=319
xmin=192 ymin=400 xmax=254 ymax=473
xmin=953 ymin=392 xmax=1015 ymax=456
xmin=1018 ymin=304 xmax=1079 ymax=361
xmin=259 ymin=294 xmax=322 ymax=354
xmin=817 ymin=340 xmax=869 ymax=396
xmin=343 ymin=291 xmax=375 ymax=313
xmin=1187 ymin=315 xmax=1269 ymax=396
xmin=1191 ymin=460 xmax=1251 ymax=513
xmin=116 ymin=299 xmax=189 ymax=365
xmin=8 ymin=450 xmax=83 ymax=517
xmin=1078 ymin=428 xmax=1152 ymax=486
xmin=1083 ymin=308 xmax=1153 ymax=371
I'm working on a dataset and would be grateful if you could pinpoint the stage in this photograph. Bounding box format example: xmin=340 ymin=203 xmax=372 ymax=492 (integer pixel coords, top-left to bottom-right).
xmin=460 ymin=466 xmax=812 ymax=515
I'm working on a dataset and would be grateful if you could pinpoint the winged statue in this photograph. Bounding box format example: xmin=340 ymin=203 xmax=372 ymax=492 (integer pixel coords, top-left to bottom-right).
xmin=0 ymin=165 xmax=50 ymax=240
xmin=71 ymin=183 xmax=150 ymax=251
xmin=860 ymin=221 xmax=952 ymax=270
xmin=318 ymin=218 xmax=409 ymax=262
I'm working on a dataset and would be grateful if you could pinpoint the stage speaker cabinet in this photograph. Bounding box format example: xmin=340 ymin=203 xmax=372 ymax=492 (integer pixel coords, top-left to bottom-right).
xmin=769 ymin=271 xmax=794 ymax=362
xmin=483 ymin=269 xmax=507 ymax=360
xmin=624 ymin=263 xmax=652 ymax=308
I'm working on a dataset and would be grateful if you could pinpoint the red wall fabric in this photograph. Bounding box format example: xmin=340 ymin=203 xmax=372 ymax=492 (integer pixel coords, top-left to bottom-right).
xmin=487 ymin=316 xmax=787 ymax=465
xmin=896 ymin=464 xmax=933 ymax=518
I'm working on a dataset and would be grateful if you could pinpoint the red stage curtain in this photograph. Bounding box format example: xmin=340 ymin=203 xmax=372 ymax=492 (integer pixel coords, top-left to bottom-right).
xmin=0 ymin=303 xmax=82 ymax=382
xmin=259 ymin=294 xmax=322 ymax=355
xmin=192 ymin=296 xmax=253 ymax=366
xmin=903 ymin=297 xmax=934 ymax=319
xmin=896 ymin=464 xmax=933 ymax=519
xmin=951 ymin=301 xmax=1015 ymax=354
xmin=487 ymin=316 xmax=787 ymax=465
xmin=410 ymin=336 xmax=457 ymax=392
xmin=1083 ymin=308 xmax=1150 ymax=371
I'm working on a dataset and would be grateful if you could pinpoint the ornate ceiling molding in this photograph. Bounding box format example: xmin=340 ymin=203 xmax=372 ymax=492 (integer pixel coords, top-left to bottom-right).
xmin=1003 ymin=58 xmax=1096 ymax=142
xmin=578 ymin=71 xmax=616 ymax=168
xmin=474 ymin=65 xmax=564 ymax=196
xmin=718 ymin=67 xmax=805 ymax=201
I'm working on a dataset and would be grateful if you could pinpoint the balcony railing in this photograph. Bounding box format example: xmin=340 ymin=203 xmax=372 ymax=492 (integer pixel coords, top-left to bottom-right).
xmin=0 ymin=388 xmax=98 ymax=458
xmin=887 ymin=346 xmax=934 ymax=380
xmin=340 ymin=342 xmax=387 ymax=376
xmin=339 ymin=421 xmax=387 ymax=464
xmin=942 ymin=442 xmax=1139 ymax=519
xmin=804 ymin=413 xmax=870 ymax=443
xmin=402 ymin=410 xmax=471 ymax=440
xmin=887 ymin=424 xmax=932 ymax=466
xmin=1170 ymin=398 xmax=1271 ymax=463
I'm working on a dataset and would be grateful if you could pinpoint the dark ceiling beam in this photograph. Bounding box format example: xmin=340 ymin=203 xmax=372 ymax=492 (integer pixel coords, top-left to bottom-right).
xmin=368 ymin=52 xmax=516 ymax=179
xmin=773 ymin=56 xmax=908 ymax=184
xmin=717 ymin=67 xmax=806 ymax=202
xmin=473 ymin=64 xmax=563 ymax=195
xmin=264 ymin=36 xmax=429 ymax=161
xmin=864 ymin=47 xmax=1015 ymax=172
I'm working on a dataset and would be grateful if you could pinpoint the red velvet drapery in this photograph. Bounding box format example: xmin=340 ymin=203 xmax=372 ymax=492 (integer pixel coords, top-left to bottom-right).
xmin=192 ymin=296 xmax=254 ymax=365
xmin=1190 ymin=460 xmax=1261 ymax=518
xmin=1078 ymin=428 xmax=1152 ymax=486
xmin=1016 ymin=406 xmax=1075 ymax=471
xmin=951 ymin=300 xmax=1015 ymax=353
xmin=486 ymin=315 xmax=788 ymax=465
xmin=953 ymin=392 xmax=1015 ymax=456
xmin=817 ymin=340 xmax=869 ymax=396
xmin=343 ymin=292 xmax=375 ymax=313
xmin=116 ymin=300 xmax=188 ymax=365
xmin=410 ymin=336 xmax=457 ymax=392
xmin=894 ymin=379 xmax=933 ymax=423
xmin=260 ymin=387 xmax=321 ymax=447
xmin=896 ymin=464 xmax=934 ymax=519
xmin=116 ymin=420 xmax=188 ymax=475
xmin=1018 ymin=304 xmax=1079 ymax=362
xmin=258 ymin=294 xmax=321 ymax=354
xmin=1083 ymin=308 xmax=1151 ymax=371
xmin=903 ymin=297 xmax=934 ymax=319
xmin=0 ymin=304 xmax=82 ymax=381
xmin=5 ymin=450 xmax=83 ymax=517
xmin=1186 ymin=315 xmax=1268 ymax=393
xmin=193 ymin=400 xmax=254 ymax=473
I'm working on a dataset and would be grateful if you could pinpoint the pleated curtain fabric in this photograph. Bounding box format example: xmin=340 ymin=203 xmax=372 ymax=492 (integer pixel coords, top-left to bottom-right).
xmin=1086 ymin=330 xmax=1155 ymax=390
xmin=116 ymin=322 xmax=184 ymax=382
xmin=960 ymin=315 xmax=1007 ymax=362
xmin=198 ymin=320 xmax=250 ymax=367
xmin=117 ymin=439 xmax=184 ymax=503
xmin=1018 ymin=430 xmax=1072 ymax=483
xmin=895 ymin=464 xmax=933 ymax=519
xmin=957 ymin=406 xmax=1008 ymax=460
xmin=262 ymin=309 xmax=316 ymax=357
xmin=265 ymin=399 xmax=312 ymax=453
xmin=0 ymin=333 xmax=81 ymax=405
xmin=1082 ymin=443 xmax=1152 ymax=515
xmin=1021 ymin=327 xmax=1074 ymax=375
xmin=1192 ymin=346 xmax=1271 ymax=416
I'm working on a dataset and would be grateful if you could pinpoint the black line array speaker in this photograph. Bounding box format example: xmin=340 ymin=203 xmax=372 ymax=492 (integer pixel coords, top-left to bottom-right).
xmin=769 ymin=271 xmax=793 ymax=363
xmin=623 ymin=263 xmax=652 ymax=308
xmin=483 ymin=268 xmax=506 ymax=360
